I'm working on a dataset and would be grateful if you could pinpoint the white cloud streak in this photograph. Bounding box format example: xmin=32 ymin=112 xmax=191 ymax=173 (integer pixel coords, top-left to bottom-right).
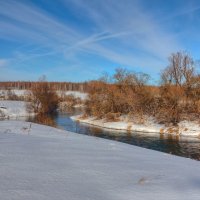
xmin=0 ymin=0 xmax=182 ymax=77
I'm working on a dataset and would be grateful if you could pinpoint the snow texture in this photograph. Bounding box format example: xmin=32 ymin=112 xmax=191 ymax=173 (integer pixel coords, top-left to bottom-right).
xmin=0 ymin=90 xmax=88 ymax=100
xmin=0 ymin=100 xmax=33 ymax=119
xmin=0 ymin=89 xmax=28 ymax=98
xmin=0 ymin=120 xmax=200 ymax=200
xmin=57 ymin=90 xmax=88 ymax=100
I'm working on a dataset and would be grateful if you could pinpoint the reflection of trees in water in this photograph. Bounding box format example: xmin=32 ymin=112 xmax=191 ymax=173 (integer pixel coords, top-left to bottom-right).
xmin=177 ymin=138 xmax=200 ymax=160
xmin=26 ymin=110 xmax=200 ymax=161
xmin=34 ymin=114 xmax=56 ymax=127
xmin=159 ymin=133 xmax=200 ymax=160
xmin=126 ymin=131 xmax=133 ymax=142
xmin=89 ymin=127 xmax=103 ymax=136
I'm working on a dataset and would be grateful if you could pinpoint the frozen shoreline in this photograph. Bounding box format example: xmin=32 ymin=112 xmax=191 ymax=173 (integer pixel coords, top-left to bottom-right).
xmin=1 ymin=99 xmax=200 ymax=138
xmin=71 ymin=115 xmax=200 ymax=137
xmin=0 ymin=120 xmax=200 ymax=199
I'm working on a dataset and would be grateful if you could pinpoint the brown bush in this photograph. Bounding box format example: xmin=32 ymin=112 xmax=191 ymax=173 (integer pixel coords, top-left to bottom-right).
xmin=105 ymin=112 xmax=121 ymax=122
xmin=84 ymin=68 xmax=155 ymax=121
xmin=155 ymin=85 xmax=184 ymax=125
xmin=28 ymin=81 xmax=59 ymax=115
xmin=84 ymin=54 xmax=200 ymax=125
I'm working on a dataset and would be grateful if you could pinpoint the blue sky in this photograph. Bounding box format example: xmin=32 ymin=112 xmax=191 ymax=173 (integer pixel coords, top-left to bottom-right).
xmin=0 ymin=0 xmax=200 ymax=83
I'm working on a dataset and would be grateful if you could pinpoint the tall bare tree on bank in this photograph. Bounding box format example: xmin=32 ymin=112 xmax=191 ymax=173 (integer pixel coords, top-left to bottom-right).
xmin=158 ymin=51 xmax=199 ymax=124
xmin=161 ymin=51 xmax=195 ymax=89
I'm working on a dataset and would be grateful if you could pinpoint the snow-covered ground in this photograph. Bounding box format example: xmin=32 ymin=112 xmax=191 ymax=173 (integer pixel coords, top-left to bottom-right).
xmin=72 ymin=115 xmax=200 ymax=137
xmin=0 ymin=89 xmax=88 ymax=100
xmin=0 ymin=89 xmax=26 ymax=96
xmin=57 ymin=90 xmax=88 ymax=100
xmin=0 ymin=120 xmax=200 ymax=200
xmin=0 ymin=100 xmax=33 ymax=119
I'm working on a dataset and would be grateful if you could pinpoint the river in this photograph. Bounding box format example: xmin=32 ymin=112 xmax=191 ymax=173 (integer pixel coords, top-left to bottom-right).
xmin=19 ymin=108 xmax=200 ymax=161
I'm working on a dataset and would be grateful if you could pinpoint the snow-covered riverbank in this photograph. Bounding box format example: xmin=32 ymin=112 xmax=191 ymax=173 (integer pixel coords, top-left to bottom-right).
xmin=0 ymin=120 xmax=200 ymax=200
xmin=0 ymin=89 xmax=88 ymax=100
xmin=72 ymin=115 xmax=200 ymax=137
xmin=0 ymin=100 xmax=34 ymax=119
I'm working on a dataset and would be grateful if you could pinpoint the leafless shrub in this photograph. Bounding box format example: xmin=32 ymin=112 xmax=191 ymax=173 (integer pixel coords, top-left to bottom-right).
xmin=84 ymin=68 xmax=154 ymax=121
xmin=85 ymin=52 xmax=200 ymax=125
xmin=105 ymin=112 xmax=121 ymax=122
xmin=27 ymin=78 xmax=59 ymax=115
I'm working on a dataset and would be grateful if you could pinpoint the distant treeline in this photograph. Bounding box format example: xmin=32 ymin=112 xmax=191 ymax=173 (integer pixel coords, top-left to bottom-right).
xmin=0 ymin=81 xmax=90 ymax=92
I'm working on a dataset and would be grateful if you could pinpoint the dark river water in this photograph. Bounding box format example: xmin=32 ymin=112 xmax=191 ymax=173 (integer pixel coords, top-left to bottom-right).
xmin=16 ymin=108 xmax=200 ymax=161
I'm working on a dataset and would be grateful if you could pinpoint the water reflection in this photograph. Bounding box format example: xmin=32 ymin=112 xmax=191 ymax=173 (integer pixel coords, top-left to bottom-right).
xmin=23 ymin=108 xmax=200 ymax=161
xmin=52 ymin=110 xmax=200 ymax=160
xmin=33 ymin=113 xmax=57 ymax=127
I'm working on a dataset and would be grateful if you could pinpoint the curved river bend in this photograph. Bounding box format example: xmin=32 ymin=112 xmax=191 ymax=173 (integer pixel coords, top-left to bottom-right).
xmin=7 ymin=108 xmax=200 ymax=161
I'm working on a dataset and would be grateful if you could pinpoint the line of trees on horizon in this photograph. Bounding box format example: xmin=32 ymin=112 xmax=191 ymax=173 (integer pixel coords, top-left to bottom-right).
xmin=0 ymin=81 xmax=89 ymax=92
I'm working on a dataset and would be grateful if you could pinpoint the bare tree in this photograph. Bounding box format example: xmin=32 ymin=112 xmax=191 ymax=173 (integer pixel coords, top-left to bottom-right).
xmin=161 ymin=51 xmax=195 ymax=87
xmin=159 ymin=52 xmax=198 ymax=124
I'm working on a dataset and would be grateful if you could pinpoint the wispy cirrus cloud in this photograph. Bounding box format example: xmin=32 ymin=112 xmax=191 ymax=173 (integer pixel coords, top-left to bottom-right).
xmin=57 ymin=0 xmax=181 ymax=76
xmin=0 ymin=0 xmax=186 ymax=81
xmin=162 ymin=3 xmax=200 ymax=22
